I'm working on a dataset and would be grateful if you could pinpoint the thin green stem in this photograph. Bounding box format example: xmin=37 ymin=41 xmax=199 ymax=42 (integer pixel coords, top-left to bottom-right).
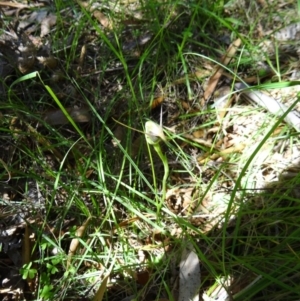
xmin=154 ymin=144 xmax=169 ymax=211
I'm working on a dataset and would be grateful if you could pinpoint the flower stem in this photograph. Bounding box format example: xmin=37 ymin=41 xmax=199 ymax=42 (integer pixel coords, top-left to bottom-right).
xmin=154 ymin=144 xmax=169 ymax=211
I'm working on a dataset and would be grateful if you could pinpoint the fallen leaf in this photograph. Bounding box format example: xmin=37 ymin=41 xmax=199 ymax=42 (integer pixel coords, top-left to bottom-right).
xmin=43 ymin=106 xmax=91 ymax=125
xmin=0 ymin=1 xmax=44 ymax=8
xmin=67 ymin=217 xmax=91 ymax=269
xmin=93 ymin=273 xmax=109 ymax=301
xmin=151 ymin=95 xmax=165 ymax=109
xmin=22 ymin=224 xmax=32 ymax=266
xmin=204 ymin=38 xmax=241 ymax=101
xmin=40 ymin=13 xmax=57 ymax=37
xmin=93 ymin=10 xmax=113 ymax=29
xmin=213 ymin=86 xmax=233 ymax=121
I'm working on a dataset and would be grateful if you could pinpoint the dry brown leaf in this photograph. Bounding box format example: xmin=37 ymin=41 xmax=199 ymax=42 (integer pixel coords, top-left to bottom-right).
xmin=22 ymin=10 xmax=55 ymax=37
xmin=114 ymin=214 xmax=155 ymax=232
xmin=192 ymin=129 xmax=205 ymax=138
xmin=197 ymin=143 xmax=246 ymax=164
xmin=164 ymin=126 xmax=216 ymax=149
xmin=117 ymin=217 xmax=140 ymax=228
xmin=213 ymin=86 xmax=233 ymax=121
xmin=76 ymin=0 xmax=90 ymax=11
xmin=37 ymin=56 xmax=57 ymax=69
xmin=22 ymin=224 xmax=32 ymax=266
xmin=0 ymin=1 xmax=44 ymax=8
xmin=93 ymin=10 xmax=113 ymax=29
xmin=67 ymin=217 xmax=91 ymax=269
xmin=78 ymin=44 xmax=87 ymax=72
xmin=204 ymin=38 xmax=241 ymax=101
xmin=76 ymin=0 xmax=113 ymax=29
xmin=221 ymin=38 xmax=241 ymax=65
xmin=43 ymin=106 xmax=91 ymax=125
xmin=203 ymin=68 xmax=222 ymax=101
xmin=182 ymin=134 xmax=216 ymax=149
xmin=151 ymin=95 xmax=165 ymax=109
xmin=93 ymin=273 xmax=109 ymax=301
xmin=166 ymin=187 xmax=196 ymax=215
xmin=181 ymin=100 xmax=190 ymax=110
xmin=40 ymin=14 xmax=57 ymax=37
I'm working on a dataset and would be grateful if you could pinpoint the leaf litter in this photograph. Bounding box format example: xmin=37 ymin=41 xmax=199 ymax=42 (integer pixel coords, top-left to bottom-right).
xmin=1 ymin=0 xmax=300 ymax=300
